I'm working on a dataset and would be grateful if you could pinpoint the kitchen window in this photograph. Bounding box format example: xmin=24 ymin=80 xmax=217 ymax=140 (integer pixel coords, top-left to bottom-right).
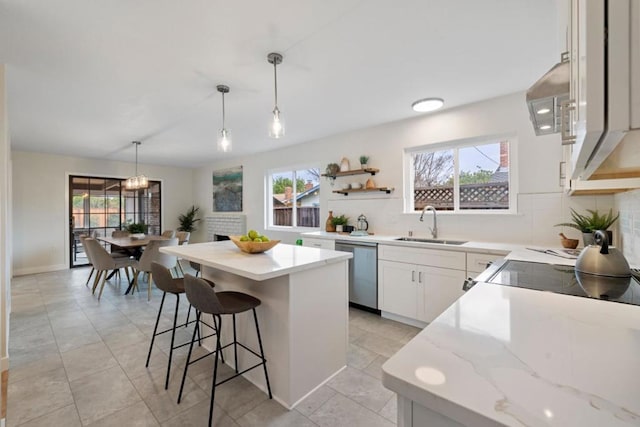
xmin=405 ymin=137 xmax=515 ymax=213
xmin=266 ymin=167 xmax=321 ymax=230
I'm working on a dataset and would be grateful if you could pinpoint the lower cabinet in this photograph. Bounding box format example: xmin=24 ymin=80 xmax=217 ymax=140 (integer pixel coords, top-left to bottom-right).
xmin=302 ymin=237 xmax=335 ymax=250
xmin=379 ymin=260 xmax=465 ymax=323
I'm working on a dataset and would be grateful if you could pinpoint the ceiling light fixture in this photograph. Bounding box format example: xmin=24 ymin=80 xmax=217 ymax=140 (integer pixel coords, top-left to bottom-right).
xmin=412 ymin=97 xmax=444 ymax=113
xmin=125 ymin=141 xmax=149 ymax=190
xmin=537 ymin=108 xmax=551 ymax=114
xmin=539 ymin=125 xmax=552 ymax=130
xmin=267 ymin=52 xmax=285 ymax=138
xmin=217 ymin=85 xmax=232 ymax=152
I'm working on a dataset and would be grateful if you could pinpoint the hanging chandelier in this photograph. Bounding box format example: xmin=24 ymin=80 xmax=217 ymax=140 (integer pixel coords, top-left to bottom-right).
xmin=267 ymin=52 xmax=285 ymax=138
xmin=125 ymin=141 xmax=149 ymax=190
xmin=217 ymin=85 xmax=232 ymax=152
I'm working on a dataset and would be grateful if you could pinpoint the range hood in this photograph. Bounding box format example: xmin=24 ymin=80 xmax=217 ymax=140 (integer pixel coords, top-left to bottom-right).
xmin=526 ymin=53 xmax=569 ymax=136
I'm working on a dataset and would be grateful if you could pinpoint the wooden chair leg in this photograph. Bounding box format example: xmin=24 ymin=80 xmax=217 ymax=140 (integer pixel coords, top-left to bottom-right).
xmin=85 ymin=267 xmax=94 ymax=287
xmin=92 ymin=270 xmax=103 ymax=294
xmin=123 ymin=266 xmax=131 ymax=283
xmin=148 ymin=272 xmax=153 ymax=301
xmin=97 ymin=272 xmax=108 ymax=300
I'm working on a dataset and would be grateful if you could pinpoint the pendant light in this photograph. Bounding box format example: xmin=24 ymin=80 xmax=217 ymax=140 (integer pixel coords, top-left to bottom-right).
xmin=267 ymin=52 xmax=285 ymax=138
xmin=216 ymin=85 xmax=232 ymax=152
xmin=125 ymin=141 xmax=149 ymax=190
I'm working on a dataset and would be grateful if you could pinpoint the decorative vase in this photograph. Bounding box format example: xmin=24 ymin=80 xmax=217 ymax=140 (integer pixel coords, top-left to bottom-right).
xmin=360 ymin=162 xmax=368 ymax=169
xmin=339 ymin=157 xmax=350 ymax=172
xmin=326 ymin=211 xmax=336 ymax=232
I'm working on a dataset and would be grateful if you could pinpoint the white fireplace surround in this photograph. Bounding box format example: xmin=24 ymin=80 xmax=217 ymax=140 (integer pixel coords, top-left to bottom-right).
xmin=206 ymin=214 xmax=246 ymax=241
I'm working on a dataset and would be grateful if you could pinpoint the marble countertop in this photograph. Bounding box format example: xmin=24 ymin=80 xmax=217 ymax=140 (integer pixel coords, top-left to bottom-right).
xmin=381 ymin=282 xmax=640 ymax=427
xmin=161 ymin=240 xmax=351 ymax=281
xmin=301 ymin=231 xmax=582 ymax=264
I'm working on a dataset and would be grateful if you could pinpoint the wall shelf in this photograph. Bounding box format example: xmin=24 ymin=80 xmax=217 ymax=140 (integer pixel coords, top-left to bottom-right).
xmin=322 ymin=168 xmax=379 ymax=179
xmin=333 ymin=187 xmax=394 ymax=195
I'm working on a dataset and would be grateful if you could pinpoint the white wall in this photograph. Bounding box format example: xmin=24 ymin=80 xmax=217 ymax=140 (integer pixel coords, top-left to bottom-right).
xmin=614 ymin=189 xmax=640 ymax=266
xmin=193 ymin=92 xmax=614 ymax=246
xmin=0 ymin=64 xmax=11 ymax=425
xmin=11 ymin=151 xmax=194 ymax=275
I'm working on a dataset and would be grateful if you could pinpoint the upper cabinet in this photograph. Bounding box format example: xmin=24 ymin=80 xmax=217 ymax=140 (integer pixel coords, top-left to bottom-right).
xmin=562 ymin=0 xmax=640 ymax=193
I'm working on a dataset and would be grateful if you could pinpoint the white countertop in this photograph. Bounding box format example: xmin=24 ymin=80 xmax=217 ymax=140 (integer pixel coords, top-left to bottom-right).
xmin=161 ymin=240 xmax=351 ymax=281
xmin=382 ymin=281 xmax=640 ymax=427
xmin=302 ymin=231 xmax=583 ymax=265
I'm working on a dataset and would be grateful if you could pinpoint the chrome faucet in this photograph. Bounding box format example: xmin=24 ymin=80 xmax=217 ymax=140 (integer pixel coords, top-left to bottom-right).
xmin=419 ymin=205 xmax=437 ymax=238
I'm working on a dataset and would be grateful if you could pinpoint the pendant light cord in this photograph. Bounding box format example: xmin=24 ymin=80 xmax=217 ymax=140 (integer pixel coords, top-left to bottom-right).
xmin=222 ymin=91 xmax=226 ymax=128
xmin=273 ymin=60 xmax=278 ymax=108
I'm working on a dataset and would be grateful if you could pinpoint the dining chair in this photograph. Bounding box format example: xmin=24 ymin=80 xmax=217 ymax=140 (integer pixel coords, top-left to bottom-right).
xmin=175 ymin=231 xmax=191 ymax=276
xmin=79 ymin=235 xmax=95 ymax=287
xmin=110 ymin=230 xmax=131 ymax=257
xmin=132 ymin=237 xmax=179 ymax=300
xmin=161 ymin=230 xmax=176 ymax=238
xmin=83 ymin=238 xmax=135 ymax=300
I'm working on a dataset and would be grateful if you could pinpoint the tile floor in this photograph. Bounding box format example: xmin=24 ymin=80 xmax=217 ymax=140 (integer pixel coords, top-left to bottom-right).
xmin=7 ymin=265 xmax=420 ymax=426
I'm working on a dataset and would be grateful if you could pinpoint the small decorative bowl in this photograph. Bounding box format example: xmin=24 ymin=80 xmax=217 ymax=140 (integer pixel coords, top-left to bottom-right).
xmin=229 ymin=236 xmax=280 ymax=254
xmin=350 ymin=182 xmax=362 ymax=189
xmin=560 ymin=237 xmax=579 ymax=249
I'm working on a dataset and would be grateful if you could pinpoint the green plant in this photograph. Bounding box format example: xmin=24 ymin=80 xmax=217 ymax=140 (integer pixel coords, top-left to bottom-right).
xmin=359 ymin=155 xmax=369 ymax=165
xmin=325 ymin=163 xmax=340 ymax=176
xmin=555 ymin=208 xmax=619 ymax=232
xmin=178 ymin=205 xmax=200 ymax=232
xmin=331 ymin=214 xmax=349 ymax=226
xmin=125 ymin=222 xmax=148 ymax=234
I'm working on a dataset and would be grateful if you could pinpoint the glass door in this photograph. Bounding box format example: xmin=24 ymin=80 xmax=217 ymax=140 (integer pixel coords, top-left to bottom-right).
xmin=69 ymin=175 xmax=162 ymax=267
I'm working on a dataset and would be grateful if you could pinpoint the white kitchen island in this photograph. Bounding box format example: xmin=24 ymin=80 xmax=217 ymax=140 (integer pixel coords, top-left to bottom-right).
xmin=382 ymin=281 xmax=640 ymax=427
xmin=161 ymin=241 xmax=352 ymax=409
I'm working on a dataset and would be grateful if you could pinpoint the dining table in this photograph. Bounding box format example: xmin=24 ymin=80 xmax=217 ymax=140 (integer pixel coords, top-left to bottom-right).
xmin=96 ymin=235 xmax=170 ymax=293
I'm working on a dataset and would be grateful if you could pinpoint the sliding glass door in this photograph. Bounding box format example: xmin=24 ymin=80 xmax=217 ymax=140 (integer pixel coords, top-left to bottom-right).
xmin=69 ymin=175 xmax=161 ymax=267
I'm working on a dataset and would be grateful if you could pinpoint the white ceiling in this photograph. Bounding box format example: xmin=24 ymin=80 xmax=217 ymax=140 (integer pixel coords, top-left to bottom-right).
xmin=0 ymin=0 xmax=558 ymax=168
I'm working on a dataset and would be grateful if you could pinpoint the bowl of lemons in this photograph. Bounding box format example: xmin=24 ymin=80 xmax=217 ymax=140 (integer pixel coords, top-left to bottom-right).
xmin=230 ymin=230 xmax=280 ymax=254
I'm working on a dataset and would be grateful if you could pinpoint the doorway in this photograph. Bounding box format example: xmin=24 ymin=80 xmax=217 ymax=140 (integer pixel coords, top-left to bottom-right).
xmin=69 ymin=175 xmax=162 ymax=267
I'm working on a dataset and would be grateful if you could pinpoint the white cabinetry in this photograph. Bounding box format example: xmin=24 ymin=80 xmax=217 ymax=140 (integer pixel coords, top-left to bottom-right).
xmin=379 ymin=245 xmax=465 ymax=324
xmin=565 ymin=0 xmax=640 ymax=182
xmin=302 ymin=238 xmax=335 ymax=250
xmin=466 ymin=252 xmax=504 ymax=276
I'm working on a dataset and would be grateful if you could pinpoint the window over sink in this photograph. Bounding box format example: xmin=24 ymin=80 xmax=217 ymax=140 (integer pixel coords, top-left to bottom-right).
xmin=405 ymin=136 xmax=516 ymax=213
xmin=266 ymin=166 xmax=321 ymax=230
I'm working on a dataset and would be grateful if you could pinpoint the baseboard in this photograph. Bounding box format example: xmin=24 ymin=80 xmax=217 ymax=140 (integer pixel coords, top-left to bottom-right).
xmin=13 ymin=263 xmax=67 ymax=276
xmin=1 ymin=368 xmax=7 ymax=420
xmin=381 ymin=311 xmax=427 ymax=329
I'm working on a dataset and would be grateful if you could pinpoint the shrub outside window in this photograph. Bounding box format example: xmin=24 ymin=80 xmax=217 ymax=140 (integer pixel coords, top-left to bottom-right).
xmin=267 ymin=167 xmax=321 ymax=229
xmin=407 ymin=138 xmax=513 ymax=212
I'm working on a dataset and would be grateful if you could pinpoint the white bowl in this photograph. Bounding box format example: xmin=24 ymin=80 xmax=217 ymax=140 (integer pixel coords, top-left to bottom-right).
xmin=341 ymin=184 xmax=350 ymax=190
xmin=350 ymin=182 xmax=362 ymax=189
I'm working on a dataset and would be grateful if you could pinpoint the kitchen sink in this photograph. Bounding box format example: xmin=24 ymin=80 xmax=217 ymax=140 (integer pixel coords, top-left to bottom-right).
xmin=395 ymin=237 xmax=468 ymax=245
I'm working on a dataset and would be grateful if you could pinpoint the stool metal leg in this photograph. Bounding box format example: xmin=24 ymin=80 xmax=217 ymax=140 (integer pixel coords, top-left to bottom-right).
xmin=185 ymin=305 xmax=191 ymax=327
xmin=165 ymin=293 xmax=180 ymax=390
xmin=253 ymin=308 xmax=273 ymax=399
xmin=178 ymin=312 xmax=200 ymax=404
xmin=145 ymin=292 xmax=166 ymax=367
xmin=209 ymin=314 xmax=222 ymax=427
xmin=232 ymin=314 xmax=238 ymax=373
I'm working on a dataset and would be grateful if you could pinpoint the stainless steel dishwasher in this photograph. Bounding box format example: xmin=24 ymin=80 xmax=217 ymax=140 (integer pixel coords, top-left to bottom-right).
xmin=335 ymin=241 xmax=378 ymax=313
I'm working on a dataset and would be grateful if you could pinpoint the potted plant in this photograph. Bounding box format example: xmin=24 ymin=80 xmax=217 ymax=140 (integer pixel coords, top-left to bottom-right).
xmin=331 ymin=214 xmax=349 ymax=232
xmin=359 ymin=155 xmax=369 ymax=169
xmin=555 ymin=208 xmax=619 ymax=246
xmin=325 ymin=163 xmax=340 ymax=177
xmin=178 ymin=205 xmax=200 ymax=232
xmin=125 ymin=222 xmax=148 ymax=239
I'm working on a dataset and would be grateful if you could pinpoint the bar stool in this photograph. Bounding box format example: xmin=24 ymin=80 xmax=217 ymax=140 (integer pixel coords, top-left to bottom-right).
xmin=146 ymin=262 xmax=218 ymax=390
xmin=178 ymin=274 xmax=272 ymax=427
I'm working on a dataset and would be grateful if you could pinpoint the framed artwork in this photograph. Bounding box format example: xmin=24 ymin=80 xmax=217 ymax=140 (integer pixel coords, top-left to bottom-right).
xmin=212 ymin=166 xmax=243 ymax=212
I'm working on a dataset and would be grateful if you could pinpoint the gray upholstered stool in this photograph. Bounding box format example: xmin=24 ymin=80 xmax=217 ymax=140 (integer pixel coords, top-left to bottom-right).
xmin=178 ymin=274 xmax=272 ymax=427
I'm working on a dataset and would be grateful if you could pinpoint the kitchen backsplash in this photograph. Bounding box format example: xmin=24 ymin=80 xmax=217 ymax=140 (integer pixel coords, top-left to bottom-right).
xmin=615 ymin=189 xmax=640 ymax=266
xmin=328 ymin=191 xmax=615 ymax=247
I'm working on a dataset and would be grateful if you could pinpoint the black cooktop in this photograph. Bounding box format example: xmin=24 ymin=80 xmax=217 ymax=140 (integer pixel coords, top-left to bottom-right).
xmin=485 ymin=260 xmax=640 ymax=306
